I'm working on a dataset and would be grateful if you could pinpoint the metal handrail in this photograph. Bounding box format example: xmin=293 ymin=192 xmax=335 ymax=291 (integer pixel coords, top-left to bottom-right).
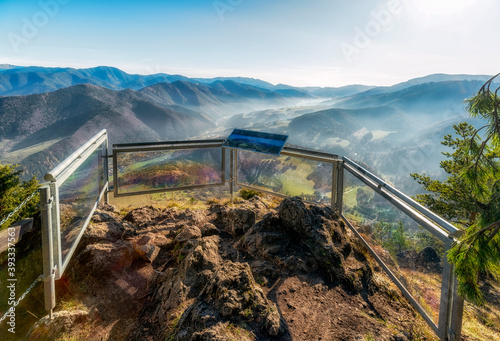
xmin=113 ymin=139 xmax=225 ymax=149
xmin=44 ymin=129 xmax=107 ymax=183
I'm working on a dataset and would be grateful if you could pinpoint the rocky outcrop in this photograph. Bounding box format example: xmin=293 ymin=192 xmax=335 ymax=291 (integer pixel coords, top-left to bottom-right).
xmin=174 ymin=261 xmax=282 ymax=340
xmin=28 ymin=197 xmax=429 ymax=341
xmin=241 ymin=197 xmax=353 ymax=285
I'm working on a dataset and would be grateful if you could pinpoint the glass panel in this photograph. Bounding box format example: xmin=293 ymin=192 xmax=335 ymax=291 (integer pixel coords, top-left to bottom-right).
xmin=237 ymin=150 xmax=332 ymax=205
xmin=116 ymin=148 xmax=222 ymax=194
xmin=343 ymin=171 xmax=444 ymax=325
xmin=59 ymin=142 xmax=105 ymax=261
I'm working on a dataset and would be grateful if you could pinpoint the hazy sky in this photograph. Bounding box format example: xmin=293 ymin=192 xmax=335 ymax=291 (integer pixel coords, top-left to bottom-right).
xmin=0 ymin=0 xmax=499 ymax=87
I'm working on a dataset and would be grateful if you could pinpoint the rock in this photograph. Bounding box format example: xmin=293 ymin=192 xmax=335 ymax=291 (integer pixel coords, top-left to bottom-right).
xmin=242 ymin=197 xmax=349 ymax=283
xmin=397 ymin=247 xmax=442 ymax=273
xmin=28 ymin=310 xmax=90 ymax=340
xmin=415 ymin=246 xmax=442 ymax=273
xmin=416 ymin=246 xmax=440 ymax=264
xmin=182 ymin=236 xmax=222 ymax=285
xmin=200 ymin=222 xmax=219 ymax=237
xmin=175 ymin=225 xmax=202 ymax=242
xmin=174 ymin=261 xmax=283 ymax=340
xmin=175 ymin=209 xmax=207 ymax=225
xmin=153 ymin=234 xmax=223 ymax=324
xmin=133 ymin=243 xmax=160 ymax=263
xmin=396 ymin=250 xmax=417 ymax=269
xmin=136 ymin=232 xmax=171 ymax=247
xmin=99 ymin=202 xmax=120 ymax=214
xmin=211 ymin=205 xmax=256 ymax=236
xmin=124 ymin=205 xmax=163 ymax=228
xmin=77 ymin=240 xmax=136 ymax=275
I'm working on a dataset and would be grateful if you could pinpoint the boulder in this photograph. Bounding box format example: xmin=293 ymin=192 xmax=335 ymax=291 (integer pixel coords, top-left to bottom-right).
xmin=241 ymin=197 xmax=349 ymax=283
xmin=77 ymin=240 xmax=136 ymax=275
xmin=415 ymin=246 xmax=442 ymax=273
xmin=173 ymin=261 xmax=283 ymax=340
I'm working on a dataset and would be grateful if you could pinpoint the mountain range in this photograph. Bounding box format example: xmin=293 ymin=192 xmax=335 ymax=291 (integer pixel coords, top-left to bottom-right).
xmin=0 ymin=65 xmax=496 ymax=185
xmin=0 ymin=65 xmax=368 ymax=99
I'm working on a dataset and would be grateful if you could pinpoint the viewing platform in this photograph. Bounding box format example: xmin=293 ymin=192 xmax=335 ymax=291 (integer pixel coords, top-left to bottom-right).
xmin=1 ymin=129 xmax=466 ymax=340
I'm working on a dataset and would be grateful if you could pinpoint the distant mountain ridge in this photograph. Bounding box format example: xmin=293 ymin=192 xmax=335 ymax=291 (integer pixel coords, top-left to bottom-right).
xmin=332 ymin=80 xmax=485 ymax=120
xmin=0 ymin=66 xmax=308 ymax=97
xmin=0 ymin=64 xmax=20 ymax=70
xmin=0 ymin=65 xmax=494 ymax=103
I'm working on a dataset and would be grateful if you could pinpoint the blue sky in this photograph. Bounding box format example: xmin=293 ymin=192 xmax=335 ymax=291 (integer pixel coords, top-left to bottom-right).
xmin=0 ymin=0 xmax=499 ymax=87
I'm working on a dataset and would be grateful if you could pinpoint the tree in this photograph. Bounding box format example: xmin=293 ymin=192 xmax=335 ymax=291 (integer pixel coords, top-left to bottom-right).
xmin=0 ymin=163 xmax=39 ymax=230
xmin=449 ymin=74 xmax=500 ymax=304
xmin=411 ymin=74 xmax=500 ymax=304
xmin=410 ymin=122 xmax=478 ymax=228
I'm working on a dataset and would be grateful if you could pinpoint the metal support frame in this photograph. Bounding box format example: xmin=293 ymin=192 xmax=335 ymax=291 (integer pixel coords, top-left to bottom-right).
xmin=40 ymin=129 xmax=109 ymax=319
xmin=104 ymin=136 xmax=109 ymax=203
xmin=49 ymin=183 xmax=62 ymax=279
xmin=343 ymin=157 xmax=460 ymax=238
xmin=230 ymin=149 xmax=235 ymax=203
xmin=336 ymin=161 xmax=344 ymax=216
xmin=40 ymin=186 xmax=55 ymax=318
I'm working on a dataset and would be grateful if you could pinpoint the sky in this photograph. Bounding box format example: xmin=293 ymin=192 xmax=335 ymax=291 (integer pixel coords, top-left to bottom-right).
xmin=0 ymin=0 xmax=499 ymax=87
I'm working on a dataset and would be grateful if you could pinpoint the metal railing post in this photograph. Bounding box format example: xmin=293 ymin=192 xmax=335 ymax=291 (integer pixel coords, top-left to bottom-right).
xmin=336 ymin=161 xmax=344 ymax=216
xmin=221 ymin=147 xmax=226 ymax=183
xmin=104 ymin=135 xmax=109 ymax=203
xmin=49 ymin=183 xmax=62 ymax=278
xmin=40 ymin=186 xmax=56 ymax=319
xmin=332 ymin=162 xmax=337 ymax=212
xmin=438 ymin=248 xmax=453 ymax=340
xmin=438 ymin=240 xmax=465 ymax=341
xmin=113 ymin=149 xmax=119 ymax=197
xmin=449 ymin=271 xmax=464 ymax=340
xmin=230 ymin=149 xmax=234 ymax=203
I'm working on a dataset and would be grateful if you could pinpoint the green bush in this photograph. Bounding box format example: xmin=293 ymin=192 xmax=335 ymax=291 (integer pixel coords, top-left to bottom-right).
xmin=239 ymin=188 xmax=262 ymax=200
xmin=0 ymin=163 xmax=39 ymax=230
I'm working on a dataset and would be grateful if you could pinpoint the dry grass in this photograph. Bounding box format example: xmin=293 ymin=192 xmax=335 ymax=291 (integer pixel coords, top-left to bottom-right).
xmin=461 ymin=280 xmax=500 ymax=340
xmin=57 ymin=298 xmax=86 ymax=312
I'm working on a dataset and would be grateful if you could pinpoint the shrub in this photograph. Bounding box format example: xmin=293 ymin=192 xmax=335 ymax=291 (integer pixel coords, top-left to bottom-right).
xmin=239 ymin=188 xmax=262 ymax=200
xmin=0 ymin=163 xmax=39 ymax=230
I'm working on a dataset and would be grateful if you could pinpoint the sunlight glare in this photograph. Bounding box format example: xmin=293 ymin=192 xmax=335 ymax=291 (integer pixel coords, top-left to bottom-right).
xmin=411 ymin=0 xmax=479 ymax=16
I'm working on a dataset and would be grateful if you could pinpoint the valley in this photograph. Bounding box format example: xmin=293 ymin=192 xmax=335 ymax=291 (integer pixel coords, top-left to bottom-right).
xmin=0 ymin=66 xmax=495 ymax=195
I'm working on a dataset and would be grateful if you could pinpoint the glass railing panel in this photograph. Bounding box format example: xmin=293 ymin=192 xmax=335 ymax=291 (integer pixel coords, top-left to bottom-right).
xmin=343 ymin=171 xmax=444 ymax=325
xmin=237 ymin=150 xmax=333 ymax=205
xmin=58 ymin=142 xmax=105 ymax=261
xmin=115 ymin=148 xmax=223 ymax=195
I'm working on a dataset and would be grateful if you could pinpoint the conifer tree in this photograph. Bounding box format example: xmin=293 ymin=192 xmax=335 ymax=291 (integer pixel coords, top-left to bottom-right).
xmin=412 ymin=74 xmax=500 ymax=304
